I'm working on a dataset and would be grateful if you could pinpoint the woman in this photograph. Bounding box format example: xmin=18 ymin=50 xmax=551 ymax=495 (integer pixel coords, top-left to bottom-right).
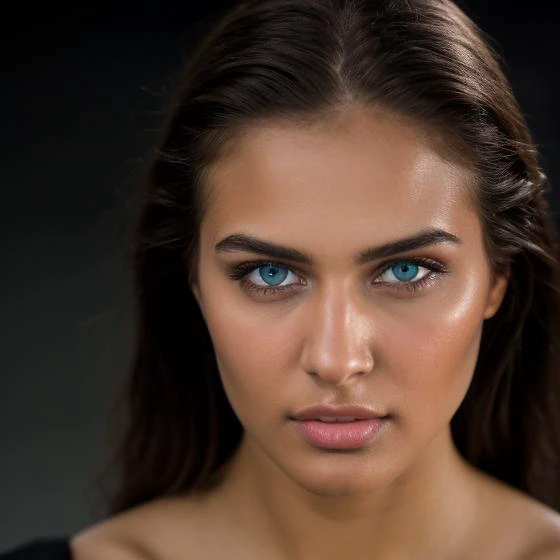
xmin=4 ymin=0 xmax=560 ymax=558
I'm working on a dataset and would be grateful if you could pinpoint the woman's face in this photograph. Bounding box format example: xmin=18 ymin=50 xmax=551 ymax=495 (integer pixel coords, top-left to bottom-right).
xmin=192 ymin=107 xmax=508 ymax=496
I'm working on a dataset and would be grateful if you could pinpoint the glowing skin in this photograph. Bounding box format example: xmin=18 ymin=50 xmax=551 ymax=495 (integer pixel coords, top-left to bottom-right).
xmin=192 ymin=109 xmax=507 ymax=559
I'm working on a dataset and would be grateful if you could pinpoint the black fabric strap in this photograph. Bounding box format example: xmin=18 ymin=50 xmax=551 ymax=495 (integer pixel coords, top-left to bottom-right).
xmin=0 ymin=539 xmax=71 ymax=560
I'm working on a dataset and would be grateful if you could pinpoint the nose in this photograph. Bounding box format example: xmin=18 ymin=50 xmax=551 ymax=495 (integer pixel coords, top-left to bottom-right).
xmin=299 ymin=284 xmax=375 ymax=386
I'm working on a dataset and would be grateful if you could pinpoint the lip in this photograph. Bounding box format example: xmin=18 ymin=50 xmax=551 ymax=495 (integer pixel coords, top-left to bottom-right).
xmin=289 ymin=404 xmax=387 ymax=421
xmin=292 ymin=417 xmax=389 ymax=450
xmin=289 ymin=405 xmax=390 ymax=450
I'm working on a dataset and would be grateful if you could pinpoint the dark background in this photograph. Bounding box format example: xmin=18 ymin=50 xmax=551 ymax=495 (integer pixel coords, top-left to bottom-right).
xmin=1 ymin=1 xmax=558 ymax=551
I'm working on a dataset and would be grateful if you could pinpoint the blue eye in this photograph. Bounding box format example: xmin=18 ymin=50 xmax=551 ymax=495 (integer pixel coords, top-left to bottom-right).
xmin=392 ymin=261 xmax=418 ymax=281
xmin=227 ymin=260 xmax=303 ymax=296
xmin=378 ymin=260 xmax=429 ymax=283
xmin=256 ymin=263 xmax=290 ymax=286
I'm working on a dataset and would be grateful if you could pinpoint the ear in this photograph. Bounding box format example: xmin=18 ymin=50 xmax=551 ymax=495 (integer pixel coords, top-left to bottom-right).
xmin=483 ymin=269 xmax=509 ymax=319
xmin=191 ymin=282 xmax=201 ymax=306
xmin=190 ymin=282 xmax=205 ymax=317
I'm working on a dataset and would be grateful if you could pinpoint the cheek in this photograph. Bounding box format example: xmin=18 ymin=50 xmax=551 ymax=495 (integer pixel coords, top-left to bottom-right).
xmin=203 ymin=294 xmax=298 ymax=374
xmin=199 ymin=286 xmax=298 ymax=424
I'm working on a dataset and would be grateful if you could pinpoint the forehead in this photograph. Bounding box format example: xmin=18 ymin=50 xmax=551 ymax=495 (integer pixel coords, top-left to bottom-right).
xmin=201 ymin=107 xmax=477 ymax=254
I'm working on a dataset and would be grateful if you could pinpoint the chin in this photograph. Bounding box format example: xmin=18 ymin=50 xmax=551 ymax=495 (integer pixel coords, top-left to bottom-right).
xmin=274 ymin=445 xmax=399 ymax=498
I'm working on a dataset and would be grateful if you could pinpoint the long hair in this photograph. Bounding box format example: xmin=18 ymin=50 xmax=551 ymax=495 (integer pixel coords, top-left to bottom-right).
xmin=104 ymin=0 xmax=560 ymax=514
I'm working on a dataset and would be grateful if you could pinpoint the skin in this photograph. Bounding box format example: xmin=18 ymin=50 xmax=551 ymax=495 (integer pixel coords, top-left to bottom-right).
xmin=189 ymin=105 xmax=509 ymax=558
xmin=71 ymin=106 xmax=560 ymax=560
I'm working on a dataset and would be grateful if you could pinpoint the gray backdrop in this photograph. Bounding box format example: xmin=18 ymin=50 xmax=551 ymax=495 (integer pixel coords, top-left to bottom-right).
xmin=1 ymin=1 xmax=558 ymax=552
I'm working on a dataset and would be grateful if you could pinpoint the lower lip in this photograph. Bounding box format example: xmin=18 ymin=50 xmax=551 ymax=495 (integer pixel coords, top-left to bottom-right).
xmin=293 ymin=418 xmax=389 ymax=450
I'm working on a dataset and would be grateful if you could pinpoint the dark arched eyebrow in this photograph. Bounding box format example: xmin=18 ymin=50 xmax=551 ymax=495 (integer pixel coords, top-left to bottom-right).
xmin=215 ymin=228 xmax=461 ymax=265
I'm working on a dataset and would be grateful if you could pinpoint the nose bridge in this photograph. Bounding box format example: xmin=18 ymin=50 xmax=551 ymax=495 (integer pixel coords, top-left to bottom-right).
xmin=300 ymin=281 xmax=374 ymax=383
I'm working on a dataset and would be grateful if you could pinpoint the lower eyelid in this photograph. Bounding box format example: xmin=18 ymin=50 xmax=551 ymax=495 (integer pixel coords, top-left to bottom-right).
xmin=240 ymin=278 xmax=303 ymax=299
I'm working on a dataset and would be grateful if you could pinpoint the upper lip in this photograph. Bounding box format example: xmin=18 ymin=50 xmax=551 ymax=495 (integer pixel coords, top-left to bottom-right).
xmin=290 ymin=405 xmax=388 ymax=421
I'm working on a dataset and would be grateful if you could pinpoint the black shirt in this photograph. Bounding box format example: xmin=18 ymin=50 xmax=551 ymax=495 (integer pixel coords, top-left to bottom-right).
xmin=0 ymin=540 xmax=71 ymax=560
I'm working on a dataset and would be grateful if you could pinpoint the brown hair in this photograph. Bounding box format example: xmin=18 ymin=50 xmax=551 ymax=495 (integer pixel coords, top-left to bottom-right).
xmin=103 ymin=0 xmax=560 ymax=514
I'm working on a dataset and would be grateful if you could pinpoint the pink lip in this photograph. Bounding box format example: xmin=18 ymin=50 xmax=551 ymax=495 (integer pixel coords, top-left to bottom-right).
xmin=293 ymin=418 xmax=389 ymax=450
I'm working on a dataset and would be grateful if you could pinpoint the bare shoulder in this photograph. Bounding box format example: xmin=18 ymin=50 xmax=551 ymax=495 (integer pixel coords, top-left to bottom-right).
xmin=70 ymin=532 xmax=147 ymax=560
xmin=70 ymin=495 xmax=209 ymax=560
xmin=475 ymin=472 xmax=560 ymax=560
xmin=516 ymin=507 xmax=560 ymax=560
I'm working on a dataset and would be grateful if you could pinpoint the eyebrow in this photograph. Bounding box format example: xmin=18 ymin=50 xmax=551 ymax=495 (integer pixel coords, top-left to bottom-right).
xmin=215 ymin=228 xmax=461 ymax=265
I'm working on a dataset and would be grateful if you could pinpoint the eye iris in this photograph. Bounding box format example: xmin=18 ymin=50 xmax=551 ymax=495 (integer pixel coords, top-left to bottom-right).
xmin=259 ymin=264 xmax=289 ymax=286
xmin=391 ymin=261 xmax=418 ymax=282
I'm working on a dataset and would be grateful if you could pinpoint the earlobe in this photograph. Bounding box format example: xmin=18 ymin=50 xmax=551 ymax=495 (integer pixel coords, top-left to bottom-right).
xmin=483 ymin=271 xmax=509 ymax=319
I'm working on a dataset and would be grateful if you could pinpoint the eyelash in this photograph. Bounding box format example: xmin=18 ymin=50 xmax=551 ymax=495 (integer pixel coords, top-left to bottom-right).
xmin=227 ymin=257 xmax=448 ymax=298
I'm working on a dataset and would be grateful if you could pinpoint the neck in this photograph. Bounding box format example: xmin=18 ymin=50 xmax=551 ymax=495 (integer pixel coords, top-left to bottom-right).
xmin=214 ymin=426 xmax=484 ymax=560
